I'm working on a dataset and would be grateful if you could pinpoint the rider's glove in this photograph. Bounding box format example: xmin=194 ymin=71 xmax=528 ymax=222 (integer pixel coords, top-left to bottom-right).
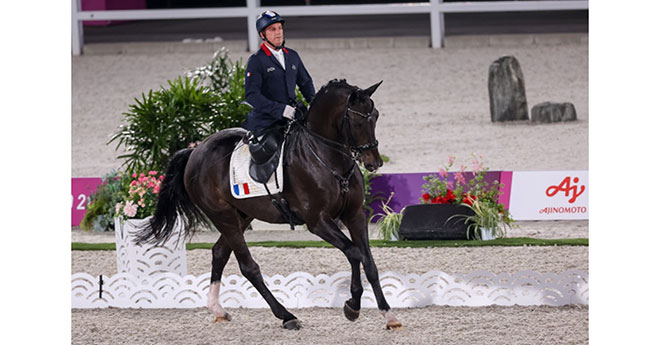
xmin=283 ymin=105 xmax=296 ymax=120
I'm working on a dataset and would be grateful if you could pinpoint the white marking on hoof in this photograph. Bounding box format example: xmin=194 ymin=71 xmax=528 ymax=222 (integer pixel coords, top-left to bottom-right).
xmin=207 ymin=281 xmax=231 ymax=321
xmin=380 ymin=310 xmax=402 ymax=330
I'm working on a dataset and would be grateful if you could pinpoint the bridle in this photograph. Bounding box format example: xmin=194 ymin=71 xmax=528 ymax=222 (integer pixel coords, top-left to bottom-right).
xmin=341 ymin=91 xmax=379 ymax=158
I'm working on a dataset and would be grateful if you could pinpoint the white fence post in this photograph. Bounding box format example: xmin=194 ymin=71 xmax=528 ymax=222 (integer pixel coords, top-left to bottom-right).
xmin=430 ymin=0 xmax=444 ymax=48
xmin=71 ymin=0 xmax=83 ymax=55
xmin=247 ymin=0 xmax=261 ymax=53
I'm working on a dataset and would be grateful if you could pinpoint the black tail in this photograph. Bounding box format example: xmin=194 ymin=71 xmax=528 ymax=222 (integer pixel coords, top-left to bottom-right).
xmin=134 ymin=148 xmax=208 ymax=245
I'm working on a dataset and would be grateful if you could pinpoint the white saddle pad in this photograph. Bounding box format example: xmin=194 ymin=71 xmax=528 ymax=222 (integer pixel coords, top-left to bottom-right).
xmin=229 ymin=142 xmax=284 ymax=199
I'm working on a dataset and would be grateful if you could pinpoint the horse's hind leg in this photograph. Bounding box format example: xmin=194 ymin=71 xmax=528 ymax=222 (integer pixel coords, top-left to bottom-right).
xmin=207 ymin=215 xmax=253 ymax=322
xmin=343 ymin=213 xmax=402 ymax=330
xmin=207 ymin=235 xmax=233 ymax=322
xmin=206 ymin=209 xmax=301 ymax=330
xmin=307 ymin=217 xmax=364 ymax=321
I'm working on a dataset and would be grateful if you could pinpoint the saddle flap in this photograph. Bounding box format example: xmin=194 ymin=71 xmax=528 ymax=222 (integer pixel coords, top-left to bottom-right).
xmin=249 ymin=148 xmax=281 ymax=184
xmin=249 ymin=129 xmax=284 ymax=164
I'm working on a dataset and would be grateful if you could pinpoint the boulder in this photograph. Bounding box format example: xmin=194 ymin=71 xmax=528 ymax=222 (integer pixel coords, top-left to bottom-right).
xmin=488 ymin=56 xmax=529 ymax=122
xmin=531 ymin=102 xmax=577 ymax=123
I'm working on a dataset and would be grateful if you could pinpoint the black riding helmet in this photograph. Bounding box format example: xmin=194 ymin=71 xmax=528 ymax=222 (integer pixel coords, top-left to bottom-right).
xmin=256 ymin=10 xmax=285 ymax=34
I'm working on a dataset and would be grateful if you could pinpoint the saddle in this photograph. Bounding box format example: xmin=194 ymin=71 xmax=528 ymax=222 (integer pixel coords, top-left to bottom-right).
xmin=247 ymin=125 xmax=285 ymax=184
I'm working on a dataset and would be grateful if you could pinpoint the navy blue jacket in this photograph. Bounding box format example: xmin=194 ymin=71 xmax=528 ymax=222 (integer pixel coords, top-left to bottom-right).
xmin=242 ymin=43 xmax=315 ymax=132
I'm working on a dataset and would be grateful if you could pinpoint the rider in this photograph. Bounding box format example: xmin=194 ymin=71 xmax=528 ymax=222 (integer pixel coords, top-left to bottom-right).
xmin=242 ymin=10 xmax=316 ymax=136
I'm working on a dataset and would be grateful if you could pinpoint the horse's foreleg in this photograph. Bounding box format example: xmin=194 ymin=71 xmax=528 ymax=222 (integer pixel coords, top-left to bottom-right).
xmin=344 ymin=215 xmax=402 ymax=330
xmin=307 ymin=218 xmax=364 ymax=321
xmin=208 ymin=235 xmax=233 ymax=322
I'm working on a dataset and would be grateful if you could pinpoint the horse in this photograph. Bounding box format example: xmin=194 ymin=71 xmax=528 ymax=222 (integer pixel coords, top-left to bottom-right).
xmin=135 ymin=79 xmax=402 ymax=330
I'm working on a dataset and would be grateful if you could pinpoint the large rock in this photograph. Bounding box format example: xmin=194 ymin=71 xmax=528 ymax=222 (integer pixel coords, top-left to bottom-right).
xmin=531 ymin=102 xmax=577 ymax=123
xmin=488 ymin=56 xmax=529 ymax=122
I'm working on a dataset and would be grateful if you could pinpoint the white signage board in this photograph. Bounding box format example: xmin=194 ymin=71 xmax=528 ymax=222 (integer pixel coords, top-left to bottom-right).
xmin=508 ymin=171 xmax=588 ymax=220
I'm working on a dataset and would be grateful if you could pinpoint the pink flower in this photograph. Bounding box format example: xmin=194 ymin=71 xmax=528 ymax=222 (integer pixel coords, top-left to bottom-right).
xmin=148 ymin=171 xmax=157 ymax=176
xmin=115 ymin=202 xmax=123 ymax=215
xmin=123 ymin=201 xmax=138 ymax=218
xmin=132 ymin=173 xmax=137 ymax=178
xmin=448 ymin=156 xmax=455 ymax=165
xmin=439 ymin=168 xmax=448 ymax=178
xmin=153 ymin=185 xmax=161 ymax=194
xmin=472 ymin=160 xmax=483 ymax=173
xmin=455 ymin=173 xmax=466 ymax=186
xmin=159 ymin=175 xmax=165 ymax=181
xmin=139 ymin=173 xmax=145 ymax=178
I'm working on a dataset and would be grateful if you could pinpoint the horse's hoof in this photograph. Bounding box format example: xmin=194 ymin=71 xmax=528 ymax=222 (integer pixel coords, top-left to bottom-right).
xmin=282 ymin=318 xmax=302 ymax=330
xmin=386 ymin=320 xmax=403 ymax=330
xmin=343 ymin=301 xmax=360 ymax=321
xmin=214 ymin=313 xmax=231 ymax=323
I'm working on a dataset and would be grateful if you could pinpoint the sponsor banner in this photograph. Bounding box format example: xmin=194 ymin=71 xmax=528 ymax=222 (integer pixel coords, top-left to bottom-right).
xmin=508 ymin=171 xmax=588 ymax=220
xmin=71 ymin=177 xmax=103 ymax=226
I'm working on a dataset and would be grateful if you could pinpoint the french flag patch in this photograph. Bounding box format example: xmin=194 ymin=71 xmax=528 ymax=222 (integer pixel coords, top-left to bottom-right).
xmin=233 ymin=183 xmax=250 ymax=196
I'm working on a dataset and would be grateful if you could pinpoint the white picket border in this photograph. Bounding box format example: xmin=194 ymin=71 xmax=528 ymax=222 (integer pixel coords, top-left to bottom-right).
xmin=71 ymin=269 xmax=588 ymax=309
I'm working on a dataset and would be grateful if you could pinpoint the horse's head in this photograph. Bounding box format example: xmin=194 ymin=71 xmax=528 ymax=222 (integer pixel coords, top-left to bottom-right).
xmin=306 ymin=79 xmax=384 ymax=172
xmin=344 ymin=81 xmax=383 ymax=172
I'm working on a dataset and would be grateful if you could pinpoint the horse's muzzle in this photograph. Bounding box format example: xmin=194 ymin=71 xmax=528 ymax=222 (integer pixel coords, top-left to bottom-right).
xmin=362 ymin=152 xmax=383 ymax=172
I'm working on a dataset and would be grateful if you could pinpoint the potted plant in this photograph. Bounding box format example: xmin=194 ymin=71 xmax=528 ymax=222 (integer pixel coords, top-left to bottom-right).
xmin=398 ymin=154 xmax=514 ymax=240
xmin=113 ymin=171 xmax=188 ymax=278
xmin=456 ymin=196 xmax=514 ymax=240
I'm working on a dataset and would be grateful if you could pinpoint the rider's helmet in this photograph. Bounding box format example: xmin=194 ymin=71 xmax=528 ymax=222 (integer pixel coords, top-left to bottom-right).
xmin=256 ymin=10 xmax=285 ymax=35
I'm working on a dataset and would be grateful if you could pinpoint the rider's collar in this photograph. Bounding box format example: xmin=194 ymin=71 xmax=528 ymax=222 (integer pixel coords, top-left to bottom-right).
xmin=261 ymin=43 xmax=288 ymax=56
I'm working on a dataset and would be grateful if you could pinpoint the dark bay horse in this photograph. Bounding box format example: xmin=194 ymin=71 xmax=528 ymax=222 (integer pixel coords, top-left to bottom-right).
xmin=136 ymin=79 xmax=402 ymax=330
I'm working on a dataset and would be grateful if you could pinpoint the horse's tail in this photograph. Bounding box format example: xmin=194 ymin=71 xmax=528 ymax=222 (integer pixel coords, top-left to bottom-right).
xmin=134 ymin=148 xmax=207 ymax=245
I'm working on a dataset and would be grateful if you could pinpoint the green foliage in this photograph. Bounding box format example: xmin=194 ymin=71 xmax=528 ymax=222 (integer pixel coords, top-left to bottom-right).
xmin=80 ymin=171 xmax=130 ymax=232
xmin=371 ymin=193 xmax=403 ymax=240
xmin=109 ymin=76 xmax=225 ymax=174
xmin=109 ymin=49 xmax=250 ymax=174
xmin=452 ymin=197 xmax=515 ymax=240
xmin=189 ymin=48 xmax=252 ymax=131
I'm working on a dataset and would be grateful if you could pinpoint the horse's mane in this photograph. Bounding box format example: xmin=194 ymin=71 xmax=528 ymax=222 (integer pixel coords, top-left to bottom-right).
xmin=318 ymin=79 xmax=355 ymax=93
xmin=309 ymin=79 xmax=356 ymax=110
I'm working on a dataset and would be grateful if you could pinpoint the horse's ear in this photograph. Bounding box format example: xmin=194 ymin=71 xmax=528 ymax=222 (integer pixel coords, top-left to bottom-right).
xmin=364 ymin=80 xmax=383 ymax=96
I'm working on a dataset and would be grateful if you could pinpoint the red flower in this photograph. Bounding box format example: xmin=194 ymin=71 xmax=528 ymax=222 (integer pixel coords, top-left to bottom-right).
xmin=422 ymin=193 xmax=431 ymax=202
xmin=445 ymin=189 xmax=456 ymax=203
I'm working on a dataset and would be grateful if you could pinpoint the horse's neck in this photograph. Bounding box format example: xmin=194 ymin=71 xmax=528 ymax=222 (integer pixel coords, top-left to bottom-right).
xmin=306 ymin=91 xmax=348 ymax=143
xmin=306 ymin=113 xmax=340 ymax=142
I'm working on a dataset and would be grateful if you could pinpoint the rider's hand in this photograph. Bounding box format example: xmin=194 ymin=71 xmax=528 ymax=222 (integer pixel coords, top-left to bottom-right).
xmin=283 ymin=105 xmax=296 ymax=120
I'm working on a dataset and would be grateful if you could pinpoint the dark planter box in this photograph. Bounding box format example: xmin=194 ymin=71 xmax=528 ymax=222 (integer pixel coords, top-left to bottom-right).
xmin=398 ymin=204 xmax=475 ymax=240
